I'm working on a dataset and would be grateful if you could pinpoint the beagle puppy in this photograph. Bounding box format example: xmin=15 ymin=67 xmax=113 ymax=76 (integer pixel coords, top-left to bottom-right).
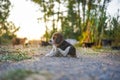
xmin=45 ymin=32 xmax=76 ymax=57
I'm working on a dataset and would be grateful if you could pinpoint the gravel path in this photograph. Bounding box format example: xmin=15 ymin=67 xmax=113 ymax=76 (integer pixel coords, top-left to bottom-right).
xmin=0 ymin=47 xmax=120 ymax=80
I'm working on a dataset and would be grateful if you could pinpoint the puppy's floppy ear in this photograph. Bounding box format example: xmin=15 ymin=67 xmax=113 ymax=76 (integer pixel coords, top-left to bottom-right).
xmin=56 ymin=34 xmax=63 ymax=44
xmin=56 ymin=38 xmax=61 ymax=44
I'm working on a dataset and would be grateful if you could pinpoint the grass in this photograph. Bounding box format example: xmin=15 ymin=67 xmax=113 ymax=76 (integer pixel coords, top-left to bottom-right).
xmin=0 ymin=52 xmax=31 ymax=61
xmin=93 ymin=47 xmax=120 ymax=54
xmin=77 ymin=47 xmax=120 ymax=57
xmin=1 ymin=69 xmax=52 ymax=80
xmin=0 ymin=45 xmax=119 ymax=61
xmin=0 ymin=46 xmax=32 ymax=62
xmin=1 ymin=69 xmax=38 ymax=80
xmin=0 ymin=45 xmax=50 ymax=62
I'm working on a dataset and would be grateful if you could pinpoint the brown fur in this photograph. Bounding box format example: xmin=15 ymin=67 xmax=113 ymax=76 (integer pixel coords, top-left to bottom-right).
xmin=52 ymin=32 xmax=64 ymax=47
xmin=12 ymin=37 xmax=27 ymax=47
xmin=52 ymin=32 xmax=76 ymax=57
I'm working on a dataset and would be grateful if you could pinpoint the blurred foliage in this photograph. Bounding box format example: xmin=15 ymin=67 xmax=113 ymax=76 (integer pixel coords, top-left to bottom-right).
xmin=32 ymin=0 xmax=119 ymax=46
xmin=0 ymin=0 xmax=19 ymax=44
xmin=109 ymin=10 xmax=120 ymax=46
xmin=0 ymin=21 xmax=20 ymax=44
xmin=0 ymin=0 xmax=11 ymax=23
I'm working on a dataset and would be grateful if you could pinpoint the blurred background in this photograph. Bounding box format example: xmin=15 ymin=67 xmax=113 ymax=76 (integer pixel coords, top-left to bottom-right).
xmin=0 ymin=0 xmax=120 ymax=48
xmin=0 ymin=1 xmax=120 ymax=79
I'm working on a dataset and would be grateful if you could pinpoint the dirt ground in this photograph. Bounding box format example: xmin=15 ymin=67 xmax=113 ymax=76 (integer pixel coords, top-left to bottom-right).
xmin=0 ymin=45 xmax=120 ymax=80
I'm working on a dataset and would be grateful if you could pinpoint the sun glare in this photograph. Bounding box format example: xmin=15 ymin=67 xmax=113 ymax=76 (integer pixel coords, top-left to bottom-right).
xmin=7 ymin=0 xmax=46 ymax=40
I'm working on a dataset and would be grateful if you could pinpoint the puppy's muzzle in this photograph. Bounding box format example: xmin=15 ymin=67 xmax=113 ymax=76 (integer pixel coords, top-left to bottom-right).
xmin=49 ymin=39 xmax=53 ymax=44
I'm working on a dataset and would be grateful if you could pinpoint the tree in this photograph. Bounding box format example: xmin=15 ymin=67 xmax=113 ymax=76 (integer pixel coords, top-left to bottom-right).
xmin=32 ymin=0 xmax=112 ymax=46
xmin=109 ymin=10 xmax=120 ymax=46
xmin=0 ymin=0 xmax=19 ymax=44
xmin=0 ymin=0 xmax=11 ymax=23
xmin=79 ymin=0 xmax=111 ymax=46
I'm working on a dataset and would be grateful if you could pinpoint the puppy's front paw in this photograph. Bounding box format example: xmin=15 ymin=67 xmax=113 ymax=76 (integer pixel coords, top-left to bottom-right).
xmin=45 ymin=53 xmax=52 ymax=57
xmin=57 ymin=48 xmax=62 ymax=52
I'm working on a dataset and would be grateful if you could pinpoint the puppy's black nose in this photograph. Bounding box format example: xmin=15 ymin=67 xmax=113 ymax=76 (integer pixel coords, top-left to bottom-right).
xmin=49 ymin=40 xmax=52 ymax=42
xmin=49 ymin=40 xmax=52 ymax=44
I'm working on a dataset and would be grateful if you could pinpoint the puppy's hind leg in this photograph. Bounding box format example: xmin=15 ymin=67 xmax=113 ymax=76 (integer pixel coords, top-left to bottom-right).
xmin=58 ymin=46 xmax=71 ymax=56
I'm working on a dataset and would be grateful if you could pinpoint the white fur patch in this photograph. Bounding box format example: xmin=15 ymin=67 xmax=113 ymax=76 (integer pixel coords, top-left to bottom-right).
xmin=58 ymin=46 xmax=71 ymax=56
xmin=45 ymin=45 xmax=58 ymax=56
xmin=45 ymin=46 xmax=71 ymax=57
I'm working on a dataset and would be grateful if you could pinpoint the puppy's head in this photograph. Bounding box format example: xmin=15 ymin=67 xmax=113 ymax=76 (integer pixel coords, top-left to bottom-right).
xmin=49 ymin=32 xmax=64 ymax=46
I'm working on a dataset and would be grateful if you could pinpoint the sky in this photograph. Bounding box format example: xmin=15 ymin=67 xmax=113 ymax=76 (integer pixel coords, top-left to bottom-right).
xmin=7 ymin=0 xmax=45 ymax=40
xmin=107 ymin=0 xmax=120 ymax=16
xmin=7 ymin=0 xmax=120 ymax=40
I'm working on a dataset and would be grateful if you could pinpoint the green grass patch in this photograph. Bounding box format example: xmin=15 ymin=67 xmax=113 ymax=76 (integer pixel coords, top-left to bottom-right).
xmin=1 ymin=69 xmax=38 ymax=80
xmin=0 ymin=52 xmax=31 ymax=61
xmin=1 ymin=69 xmax=53 ymax=80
